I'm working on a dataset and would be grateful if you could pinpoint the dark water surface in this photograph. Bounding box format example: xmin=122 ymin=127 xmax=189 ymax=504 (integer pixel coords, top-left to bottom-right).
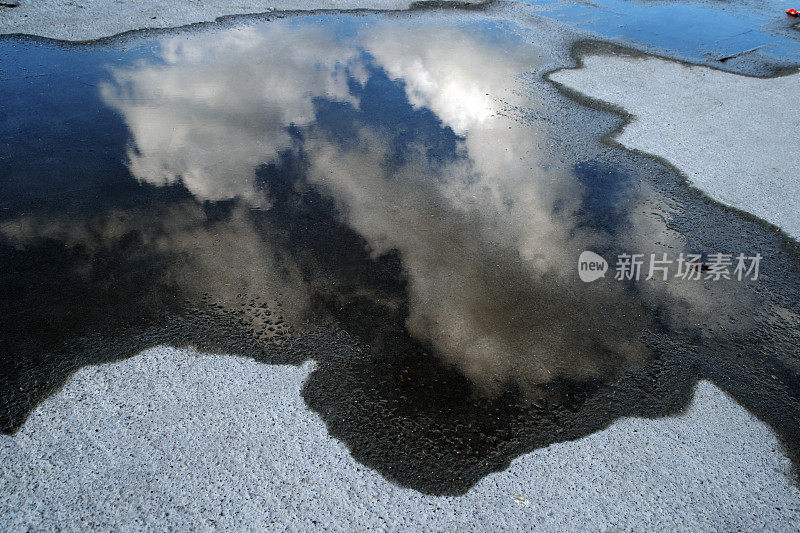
xmin=2 ymin=14 xmax=800 ymax=494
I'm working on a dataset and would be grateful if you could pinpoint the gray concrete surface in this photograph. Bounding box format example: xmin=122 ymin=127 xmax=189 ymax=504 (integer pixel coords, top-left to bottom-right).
xmin=0 ymin=0 xmax=483 ymax=41
xmin=1 ymin=346 xmax=798 ymax=530
xmin=549 ymin=54 xmax=800 ymax=240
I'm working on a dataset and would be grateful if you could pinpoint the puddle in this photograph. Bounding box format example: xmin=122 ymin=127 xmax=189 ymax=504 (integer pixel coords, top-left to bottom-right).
xmin=520 ymin=0 xmax=800 ymax=70
xmin=1 ymin=14 xmax=800 ymax=494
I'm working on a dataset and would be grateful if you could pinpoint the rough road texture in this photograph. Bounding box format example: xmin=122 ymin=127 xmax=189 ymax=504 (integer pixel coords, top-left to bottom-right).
xmin=550 ymin=52 xmax=800 ymax=239
xmin=1 ymin=346 xmax=798 ymax=530
xmin=0 ymin=0 xmax=484 ymax=41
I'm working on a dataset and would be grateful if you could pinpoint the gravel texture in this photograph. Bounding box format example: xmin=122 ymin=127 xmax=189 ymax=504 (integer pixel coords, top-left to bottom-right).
xmin=0 ymin=0 xmax=484 ymax=41
xmin=1 ymin=346 xmax=798 ymax=531
xmin=549 ymin=53 xmax=800 ymax=239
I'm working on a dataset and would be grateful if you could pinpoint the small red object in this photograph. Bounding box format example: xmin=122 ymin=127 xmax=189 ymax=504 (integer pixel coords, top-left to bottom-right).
xmin=788 ymin=8 xmax=800 ymax=16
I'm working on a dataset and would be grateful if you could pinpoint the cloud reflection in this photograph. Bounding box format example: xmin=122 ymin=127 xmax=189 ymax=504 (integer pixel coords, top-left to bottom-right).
xmin=101 ymin=26 xmax=360 ymax=205
xmin=8 ymin=21 xmax=750 ymax=395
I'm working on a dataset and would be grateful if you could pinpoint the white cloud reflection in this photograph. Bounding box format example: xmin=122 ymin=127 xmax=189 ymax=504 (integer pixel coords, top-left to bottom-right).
xmin=81 ymin=22 xmax=749 ymax=392
xmin=101 ymin=26 xmax=360 ymax=205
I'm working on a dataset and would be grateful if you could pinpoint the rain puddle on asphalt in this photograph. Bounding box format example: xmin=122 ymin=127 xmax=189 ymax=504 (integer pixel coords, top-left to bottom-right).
xmin=521 ymin=0 xmax=800 ymax=70
xmin=1 ymin=13 xmax=800 ymax=494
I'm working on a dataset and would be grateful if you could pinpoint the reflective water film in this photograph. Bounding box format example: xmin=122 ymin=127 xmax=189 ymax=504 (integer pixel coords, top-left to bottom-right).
xmin=2 ymin=16 xmax=799 ymax=494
